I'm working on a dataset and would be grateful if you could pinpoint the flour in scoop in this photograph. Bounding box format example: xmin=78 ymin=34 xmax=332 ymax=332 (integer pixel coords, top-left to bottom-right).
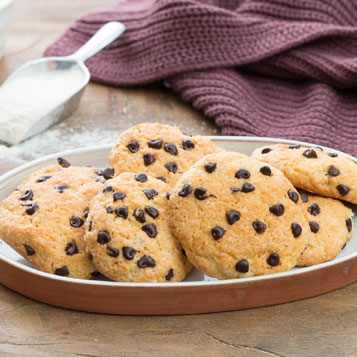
xmin=0 ymin=68 xmax=84 ymax=145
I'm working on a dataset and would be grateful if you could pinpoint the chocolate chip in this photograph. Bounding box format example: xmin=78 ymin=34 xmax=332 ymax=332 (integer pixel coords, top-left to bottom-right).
xmin=55 ymin=185 xmax=68 ymax=193
xmin=95 ymin=169 xmax=103 ymax=176
xmin=65 ymin=242 xmax=78 ymax=255
xmin=25 ymin=203 xmax=38 ymax=215
xmin=205 ymin=162 xmax=217 ymax=173
xmin=57 ymin=157 xmax=71 ymax=168
xmin=164 ymin=143 xmax=178 ymax=155
xmin=327 ymin=152 xmax=338 ymax=157
xmin=309 ymin=221 xmax=320 ymax=233
xmin=24 ymin=244 xmax=35 ymax=256
xmin=165 ymin=268 xmax=174 ymax=281
xmin=156 ymin=176 xmax=166 ymax=182
xmin=165 ymin=162 xmax=178 ymax=173
xmin=194 ymin=187 xmax=209 ymax=200
xmin=179 ymin=184 xmax=192 ymax=197
xmin=137 ymin=255 xmax=155 ymax=268
xmin=114 ymin=191 xmax=126 ymax=201
xmin=269 ymin=204 xmax=284 ymax=216
xmin=267 ymin=253 xmax=280 ymax=266
xmin=90 ymin=271 xmax=112 ymax=281
xmin=88 ymin=252 xmax=93 ymax=261
xmin=142 ymin=224 xmax=157 ymax=238
xmin=106 ymin=207 xmax=113 ymax=214
xmin=337 ymin=184 xmax=350 ymax=196
xmin=70 ymin=216 xmax=84 ymax=228
xmin=260 ymin=166 xmax=271 ymax=176
xmin=37 ymin=175 xmax=51 ymax=183
xmin=303 ymin=149 xmax=317 ymax=159
xmin=94 ymin=178 xmax=105 ymax=183
xmin=288 ymin=190 xmax=299 ymax=203
xmin=346 ymin=218 xmax=352 ymax=232
xmin=133 ymin=208 xmax=146 ymax=223
xmin=252 ymin=221 xmax=266 ymax=233
xmin=127 ymin=141 xmax=139 ymax=153
xmin=103 ymin=168 xmax=115 ymax=180
xmin=308 ymin=203 xmax=320 ymax=216
xmin=300 ymin=193 xmax=308 ymax=203
xmin=291 ymin=223 xmax=302 ymax=237
xmin=123 ymin=247 xmax=136 ymax=260
xmin=107 ymin=247 xmax=119 ymax=258
xmin=226 ymin=210 xmax=240 ymax=225
xmin=342 ymin=243 xmax=347 ymax=250
xmin=115 ymin=206 xmax=128 ymax=219
xmin=19 ymin=190 xmax=33 ymax=201
xmin=145 ymin=206 xmax=159 ymax=219
xmin=181 ymin=249 xmax=186 ymax=256
xmin=148 ymin=139 xmax=163 ymax=149
xmin=262 ymin=148 xmax=272 ymax=154
xmin=235 ymin=169 xmax=250 ymax=179
xmin=166 ymin=192 xmax=170 ymax=200
xmin=182 ymin=139 xmax=195 ymax=150
xmin=327 ymin=165 xmax=340 ymax=177
xmin=289 ymin=144 xmax=301 ymax=149
xmin=103 ymin=186 xmax=113 ymax=193
xmin=55 ymin=266 xmax=69 ymax=276
xmin=135 ymin=173 xmax=148 ymax=182
xmin=211 ymin=226 xmax=226 ymax=240
xmin=97 ymin=231 xmax=111 ymax=244
xmin=82 ymin=210 xmax=89 ymax=219
xmin=143 ymin=189 xmax=158 ymax=200
xmin=241 ymin=182 xmax=255 ymax=193
xmin=235 ymin=259 xmax=249 ymax=273
xmin=88 ymin=220 xmax=93 ymax=231
xmin=143 ymin=153 xmax=155 ymax=166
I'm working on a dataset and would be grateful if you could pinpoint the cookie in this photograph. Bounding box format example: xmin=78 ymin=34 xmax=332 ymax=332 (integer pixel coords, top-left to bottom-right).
xmin=297 ymin=193 xmax=354 ymax=266
xmin=251 ymin=143 xmax=357 ymax=204
xmin=109 ymin=123 xmax=223 ymax=188
xmin=169 ymin=151 xmax=311 ymax=279
xmin=84 ymin=172 xmax=191 ymax=282
xmin=0 ymin=159 xmax=105 ymax=279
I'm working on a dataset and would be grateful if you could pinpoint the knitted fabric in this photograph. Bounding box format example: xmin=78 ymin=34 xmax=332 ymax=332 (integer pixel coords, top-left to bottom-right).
xmin=45 ymin=0 xmax=357 ymax=156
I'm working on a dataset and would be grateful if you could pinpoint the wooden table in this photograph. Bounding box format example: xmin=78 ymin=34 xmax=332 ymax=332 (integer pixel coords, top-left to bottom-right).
xmin=0 ymin=1 xmax=356 ymax=356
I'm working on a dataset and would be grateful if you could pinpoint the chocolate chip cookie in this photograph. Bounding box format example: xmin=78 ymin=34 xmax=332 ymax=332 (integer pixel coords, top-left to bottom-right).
xmin=252 ymin=144 xmax=357 ymax=204
xmin=109 ymin=123 xmax=222 ymax=188
xmin=84 ymin=172 xmax=191 ymax=282
xmin=0 ymin=159 xmax=105 ymax=279
xmin=297 ymin=193 xmax=354 ymax=266
xmin=169 ymin=151 xmax=311 ymax=279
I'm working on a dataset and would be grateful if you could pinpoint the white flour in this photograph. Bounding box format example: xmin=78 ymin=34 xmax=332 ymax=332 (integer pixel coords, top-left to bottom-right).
xmin=0 ymin=68 xmax=84 ymax=145
xmin=0 ymin=121 xmax=119 ymax=161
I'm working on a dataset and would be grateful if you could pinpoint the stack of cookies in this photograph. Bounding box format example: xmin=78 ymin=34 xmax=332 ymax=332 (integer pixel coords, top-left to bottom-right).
xmin=0 ymin=124 xmax=354 ymax=282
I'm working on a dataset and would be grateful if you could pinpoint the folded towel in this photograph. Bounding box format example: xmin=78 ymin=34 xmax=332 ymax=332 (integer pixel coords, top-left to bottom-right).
xmin=45 ymin=0 xmax=357 ymax=156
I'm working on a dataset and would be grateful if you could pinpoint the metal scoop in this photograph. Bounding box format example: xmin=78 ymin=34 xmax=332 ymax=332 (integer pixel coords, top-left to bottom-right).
xmin=0 ymin=21 xmax=125 ymax=145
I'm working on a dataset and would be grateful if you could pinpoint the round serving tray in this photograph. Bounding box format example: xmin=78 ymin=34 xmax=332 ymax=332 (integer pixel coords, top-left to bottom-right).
xmin=0 ymin=136 xmax=356 ymax=315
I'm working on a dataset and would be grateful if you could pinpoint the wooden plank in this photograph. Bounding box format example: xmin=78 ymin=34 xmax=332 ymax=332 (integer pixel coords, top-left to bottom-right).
xmin=0 ymin=0 xmax=356 ymax=356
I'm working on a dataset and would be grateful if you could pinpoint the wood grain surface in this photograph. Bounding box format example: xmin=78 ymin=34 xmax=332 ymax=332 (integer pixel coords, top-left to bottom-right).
xmin=0 ymin=1 xmax=356 ymax=356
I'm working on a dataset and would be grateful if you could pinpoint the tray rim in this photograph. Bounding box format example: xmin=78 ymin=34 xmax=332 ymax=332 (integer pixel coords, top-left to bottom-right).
xmin=0 ymin=135 xmax=356 ymax=289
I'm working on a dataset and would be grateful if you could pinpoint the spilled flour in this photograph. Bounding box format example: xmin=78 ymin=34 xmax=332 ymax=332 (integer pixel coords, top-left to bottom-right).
xmin=0 ymin=121 xmax=119 ymax=161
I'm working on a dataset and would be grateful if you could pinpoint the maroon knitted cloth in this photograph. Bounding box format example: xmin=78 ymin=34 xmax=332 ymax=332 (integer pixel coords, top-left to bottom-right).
xmin=45 ymin=0 xmax=357 ymax=156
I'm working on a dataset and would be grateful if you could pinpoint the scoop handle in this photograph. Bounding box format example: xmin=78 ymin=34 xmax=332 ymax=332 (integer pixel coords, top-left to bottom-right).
xmin=66 ymin=22 xmax=125 ymax=63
